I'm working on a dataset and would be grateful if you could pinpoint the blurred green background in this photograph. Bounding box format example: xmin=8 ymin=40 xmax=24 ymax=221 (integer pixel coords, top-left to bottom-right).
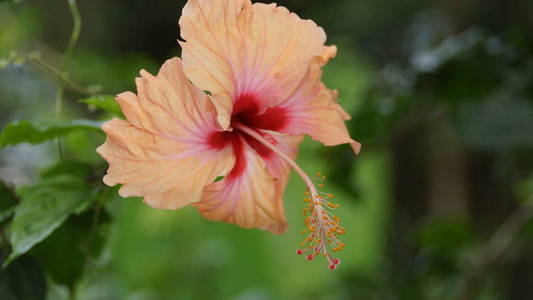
xmin=1 ymin=0 xmax=532 ymax=299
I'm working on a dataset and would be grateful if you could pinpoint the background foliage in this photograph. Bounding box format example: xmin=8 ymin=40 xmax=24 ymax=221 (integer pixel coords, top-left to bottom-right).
xmin=0 ymin=0 xmax=532 ymax=299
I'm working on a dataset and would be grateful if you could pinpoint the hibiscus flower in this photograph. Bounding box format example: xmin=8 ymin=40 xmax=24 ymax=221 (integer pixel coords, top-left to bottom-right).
xmin=97 ymin=0 xmax=360 ymax=269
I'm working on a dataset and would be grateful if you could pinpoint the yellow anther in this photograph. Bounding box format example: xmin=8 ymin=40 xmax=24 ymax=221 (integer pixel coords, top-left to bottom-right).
xmin=297 ymin=174 xmax=346 ymax=266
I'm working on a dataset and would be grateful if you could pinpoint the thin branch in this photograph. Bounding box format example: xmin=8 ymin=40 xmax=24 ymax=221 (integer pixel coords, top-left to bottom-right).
xmin=24 ymin=55 xmax=95 ymax=96
xmin=55 ymin=0 xmax=82 ymax=160
xmin=64 ymin=0 xmax=82 ymax=70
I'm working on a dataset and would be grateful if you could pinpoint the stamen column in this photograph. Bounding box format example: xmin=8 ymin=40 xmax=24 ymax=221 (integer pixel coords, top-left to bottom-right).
xmin=234 ymin=123 xmax=345 ymax=270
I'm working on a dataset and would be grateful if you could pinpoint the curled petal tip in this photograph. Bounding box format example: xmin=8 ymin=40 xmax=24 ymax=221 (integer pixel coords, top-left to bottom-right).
xmin=320 ymin=45 xmax=337 ymax=62
xmin=351 ymin=141 xmax=362 ymax=155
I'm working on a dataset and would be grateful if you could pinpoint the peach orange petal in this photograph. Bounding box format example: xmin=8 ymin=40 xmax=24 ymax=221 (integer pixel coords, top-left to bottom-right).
xmin=320 ymin=45 xmax=337 ymax=62
xmin=277 ymin=57 xmax=361 ymax=154
xmin=179 ymin=0 xmax=332 ymax=111
xmin=98 ymin=58 xmax=236 ymax=209
xmin=210 ymin=94 xmax=233 ymax=130
xmin=97 ymin=119 xmax=234 ymax=209
xmin=116 ymin=58 xmax=223 ymax=139
xmin=179 ymin=0 xmax=251 ymax=99
xmin=257 ymin=131 xmax=303 ymax=222
xmin=247 ymin=129 xmax=303 ymax=197
xmin=194 ymin=136 xmax=288 ymax=234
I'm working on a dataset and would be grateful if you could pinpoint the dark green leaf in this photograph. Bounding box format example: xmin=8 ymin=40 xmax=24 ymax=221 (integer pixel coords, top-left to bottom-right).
xmin=31 ymin=209 xmax=110 ymax=289
xmin=0 ymin=181 xmax=17 ymax=223
xmin=0 ymin=254 xmax=46 ymax=300
xmin=5 ymin=175 xmax=94 ymax=265
xmin=0 ymin=120 xmax=102 ymax=147
xmin=0 ymin=207 xmax=15 ymax=223
xmin=79 ymin=95 xmax=124 ymax=117
xmin=40 ymin=161 xmax=93 ymax=179
xmin=0 ymin=181 xmax=17 ymax=210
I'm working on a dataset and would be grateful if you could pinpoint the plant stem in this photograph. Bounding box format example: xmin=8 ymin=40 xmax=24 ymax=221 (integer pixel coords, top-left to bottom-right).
xmin=24 ymin=55 xmax=94 ymax=96
xmin=55 ymin=0 xmax=82 ymax=160
xmin=64 ymin=0 xmax=82 ymax=69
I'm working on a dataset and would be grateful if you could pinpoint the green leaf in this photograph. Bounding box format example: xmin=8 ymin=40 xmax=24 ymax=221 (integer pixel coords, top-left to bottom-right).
xmin=31 ymin=209 xmax=110 ymax=289
xmin=0 ymin=207 xmax=15 ymax=223
xmin=79 ymin=95 xmax=124 ymax=117
xmin=5 ymin=175 xmax=93 ymax=265
xmin=40 ymin=161 xmax=93 ymax=179
xmin=0 ymin=181 xmax=17 ymax=210
xmin=0 ymin=254 xmax=47 ymax=300
xmin=0 ymin=120 xmax=102 ymax=147
xmin=0 ymin=181 xmax=17 ymax=223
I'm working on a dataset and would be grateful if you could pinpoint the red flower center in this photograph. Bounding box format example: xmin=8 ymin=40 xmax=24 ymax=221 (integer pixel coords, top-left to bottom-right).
xmin=232 ymin=94 xmax=288 ymax=131
xmin=207 ymin=94 xmax=289 ymax=179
